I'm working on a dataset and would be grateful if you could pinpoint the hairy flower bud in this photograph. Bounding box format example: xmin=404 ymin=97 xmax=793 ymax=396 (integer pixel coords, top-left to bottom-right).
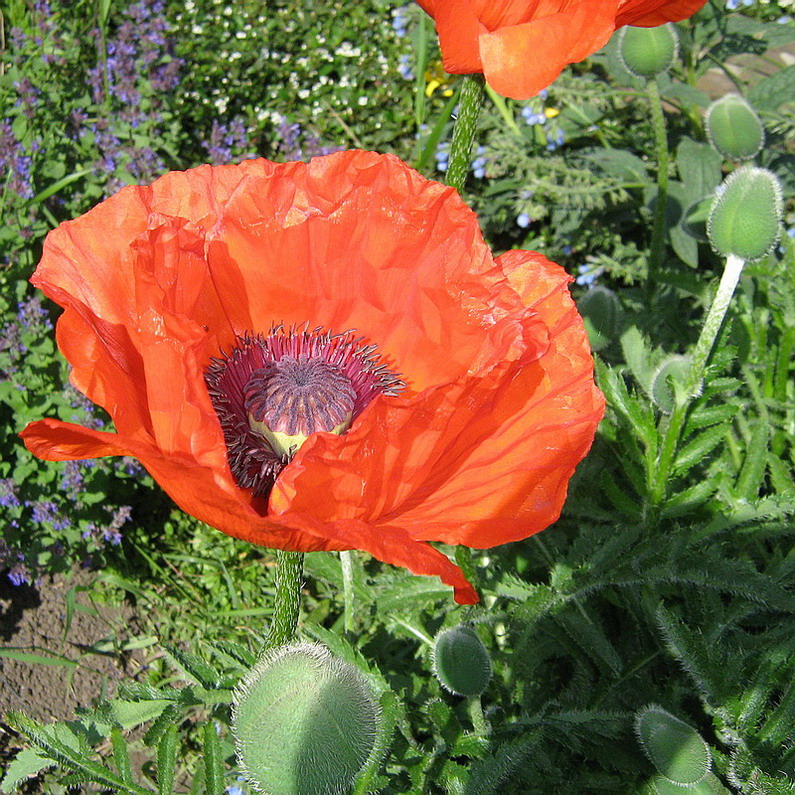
xmin=432 ymin=624 xmax=492 ymax=698
xmin=232 ymin=643 xmax=379 ymax=795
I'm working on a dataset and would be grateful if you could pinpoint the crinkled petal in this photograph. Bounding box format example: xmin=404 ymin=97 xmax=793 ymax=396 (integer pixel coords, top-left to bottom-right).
xmin=270 ymin=253 xmax=603 ymax=549
xmin=617 ymin=0 xmax=707 ymax=26
xmin=479 ymin=1 xmax=618 ymax=99
xmin=21 ymin=418 xmax=318 ymax=553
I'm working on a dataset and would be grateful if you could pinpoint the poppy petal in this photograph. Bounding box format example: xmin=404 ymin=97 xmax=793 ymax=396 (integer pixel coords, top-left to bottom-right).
xmin=22 ymin=152 xmax=603 ymax=604
xmin=479 ymin=1 xmax=618 ymax=99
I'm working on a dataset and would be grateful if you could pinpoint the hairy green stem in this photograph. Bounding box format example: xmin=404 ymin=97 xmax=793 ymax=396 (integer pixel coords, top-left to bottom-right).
xmin=647 ymin=78 xmax=669 ymax=287
xmin=265 ymin=550 xmax=304 ymax=649
xmin=446 ymin=74 xmax=485 ymax=193
xmin=340 ymin=550 xmax=354 ymax=633
xmin=468 ymin=696 xmax=490 ymax=737
xmin=683 ymin=254 xmax=746 ymax=399
xmin=649 ymin=254 xmax=746 ymax=511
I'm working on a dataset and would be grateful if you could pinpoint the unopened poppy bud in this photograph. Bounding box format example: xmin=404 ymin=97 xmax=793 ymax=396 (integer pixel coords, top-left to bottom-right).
xmin=577 ymin=286 xmax=622 ymax=353
xmin=432 ymin=624 xmax=492 ymax=697
xmin=708 ymin=167 xmax=783 ymax=261
xmin=232 ymin=642 xmax=379 ymax=795
xmin=635 ymin=705 xmax=712 ymax=787
xmin=682 ymin=197 xmax=712 ymax=243
xmin=651 ymin=354 xmax=691 ymax=413
xmin=618 ymin=24 xmax=678 ymax=79
xmin=705 ymin=95 xmax=764 ymax=161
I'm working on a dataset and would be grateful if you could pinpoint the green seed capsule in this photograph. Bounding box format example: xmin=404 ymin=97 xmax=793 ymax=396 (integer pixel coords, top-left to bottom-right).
xmin=635 ymin=705 xmax=712 ymax=786
xmin=618 ymin=24 xmax=678 ymax=79
xmin=650 ymin=355 xmax=691 ymax=414
xmin=708 ymin=167 xmax=783 ymax=262
xmin=578 ymin=286 xmax=621 ymax=353
xmin=433 ymin=625 xmax=492 ymax=698
xmin=705 ymin=95 xmax=764 ymax=161
xmin=232 ymin=643 xmax=379 ymax=795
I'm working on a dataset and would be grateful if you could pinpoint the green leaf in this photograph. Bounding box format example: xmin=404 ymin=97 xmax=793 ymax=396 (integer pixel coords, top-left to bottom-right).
xmin=110 ymin=728 xmax=133 ymax=786
xmin=156 ymin=723 xmax=179 ymax=795
xmin=26 ymin=169 xmax=92 ymax=207
xmin=619 ymin=326 xmax=653 ymax=394
xmin=747 ymin=64 xmax=795 ymax=111
xmin=203 ymin=721 xmax=225 ymax=795
xmin=581 ymin=148 xmax=650 ymax=184
xmin=161 ymin=644 xmax=221 ymax=689
xmin=660 ymin=479 xmax=717 ymax=518
xmin=110 ymin=699 xmax=172 ymax=730
xmin=0 ymin=747 xmax=54 ymax=794
xmin=415 ymin=91 xmax=458 ymax=175
xmin=676 ymin=138 xmax=723 ymax=200
xmin=5 ymin=712 xmax=150 ymax=795
xmin=673 ymin=424 xmax=729 ymax=476
xmin=0 ymin=649 xmax=78 ymax=668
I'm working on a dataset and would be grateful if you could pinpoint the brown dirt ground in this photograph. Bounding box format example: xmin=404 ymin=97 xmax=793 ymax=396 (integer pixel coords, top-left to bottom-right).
xmin=0 ymin=567 xmax=146 ymax=790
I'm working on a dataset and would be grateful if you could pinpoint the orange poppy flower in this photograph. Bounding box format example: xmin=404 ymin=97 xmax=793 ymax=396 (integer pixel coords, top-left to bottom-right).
xmin=20 ymin=150 xmax=604 ymax=604
xmin=417 ymin=0 xmax=708 ymax=99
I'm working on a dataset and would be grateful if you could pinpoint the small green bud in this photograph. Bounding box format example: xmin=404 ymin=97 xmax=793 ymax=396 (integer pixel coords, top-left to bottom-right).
xmin=708 ymin=166 xmax=783 ymax=262
xmin=635 ymin=705 xmax=712 ymax=786
xmin=433 ymin=624 xmax=492 ymax=698
xmin=618 ymin=24 xmax=678 ymax=79
xmin=648 ymin=772 xmax=730 ymax=794
xmin=650 ymin=355 xmax=691 ymax=414
xmin=682 ymin=196 xmax=713 ymax=243
xmin=705 ymin=95 xmax=764 ymax=161
xmin=578 ymin=286 xmax=622 ymax=353
xmin=232 ymin=643 xmax=379 ymax=795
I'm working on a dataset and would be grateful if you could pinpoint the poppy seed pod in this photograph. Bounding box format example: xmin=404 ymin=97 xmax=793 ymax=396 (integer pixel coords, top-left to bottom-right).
xmin=577 ymin=286 xmax=622 ymax=353
xmin=432 ymin=624 xmax=492 ymax=697
xmin=635 ymin=705 xmax=712 ymax=787
xmin=705 ymin=95 xmax=765 ymax=161
xmin=618 ymin=24 xmax=679 ymax=79
xmin=232 ymin=643 xmax=379 ymax=795
xmin=650 ymin=355 xmax=691 ymax=414
xmin=708 ymin=167 xmax=783 ymax=261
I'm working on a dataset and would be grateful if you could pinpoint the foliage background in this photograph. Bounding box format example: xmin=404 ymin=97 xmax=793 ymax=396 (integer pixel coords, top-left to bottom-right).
xmin=0 ymin=0 xmax=794 ymax=792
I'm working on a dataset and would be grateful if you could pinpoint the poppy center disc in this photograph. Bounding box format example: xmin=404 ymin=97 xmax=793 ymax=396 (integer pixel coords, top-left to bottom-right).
xmin=204 ymin=326 xmax=403 ymax=498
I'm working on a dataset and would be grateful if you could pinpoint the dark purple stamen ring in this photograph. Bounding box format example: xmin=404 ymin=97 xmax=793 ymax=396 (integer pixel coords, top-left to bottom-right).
xmin=205 ymin=325 xmax=403 ymax=499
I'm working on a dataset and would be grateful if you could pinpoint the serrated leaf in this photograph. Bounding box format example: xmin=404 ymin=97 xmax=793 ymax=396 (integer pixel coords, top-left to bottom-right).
xmin=748 ymin=64 xmax=795 ymax=111
xmin=6 ymin=712 xmax=150 ymax=795
xmin=660 ymin=479 xmax=716 ymax=518
xmin=156 ymin=723 xmax=179 ymax=795
xmin=111 ymin=728 xmax=133 ymax=786
xmin=0 ymin=747 xmax=54 ymax=794
xmin=673 ymin=424 xmax=729 ymax=476
xmin=203 ymin=722 xmax=225 ymax=795
xmin=161 ymin=644 xmax=221 ymax=689
xmin=110 ymin=699 xmax=172 ymax=730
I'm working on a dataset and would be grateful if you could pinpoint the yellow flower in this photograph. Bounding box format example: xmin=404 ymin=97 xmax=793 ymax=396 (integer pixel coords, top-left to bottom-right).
xmin=425 ymin=60 xmax=455 ymax=97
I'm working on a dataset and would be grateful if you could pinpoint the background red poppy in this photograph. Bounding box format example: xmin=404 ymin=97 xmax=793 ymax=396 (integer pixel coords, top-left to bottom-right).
xmin=417 ymin=0 xmax=708 ymax=99
xmin=21 ymin=150 xmax=604 ymax=603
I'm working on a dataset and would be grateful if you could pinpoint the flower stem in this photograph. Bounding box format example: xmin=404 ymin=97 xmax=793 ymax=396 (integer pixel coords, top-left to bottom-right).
xmin=468 ymin=696 xmax=490 ymax=737
xmin=683 ymin=254 xmax=746 ymax=400
xmin=265 ymin=550 xmax=304 ymax=649
xmin=340 ymin=550 xmax=355 ymax=633
xmin=649 ymin=254 xmax=746 ymax=510
xmin=647 ymin=78 xmax=669 ymax=288
xmin=446 ymin=74 xmax=485 ymax=193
